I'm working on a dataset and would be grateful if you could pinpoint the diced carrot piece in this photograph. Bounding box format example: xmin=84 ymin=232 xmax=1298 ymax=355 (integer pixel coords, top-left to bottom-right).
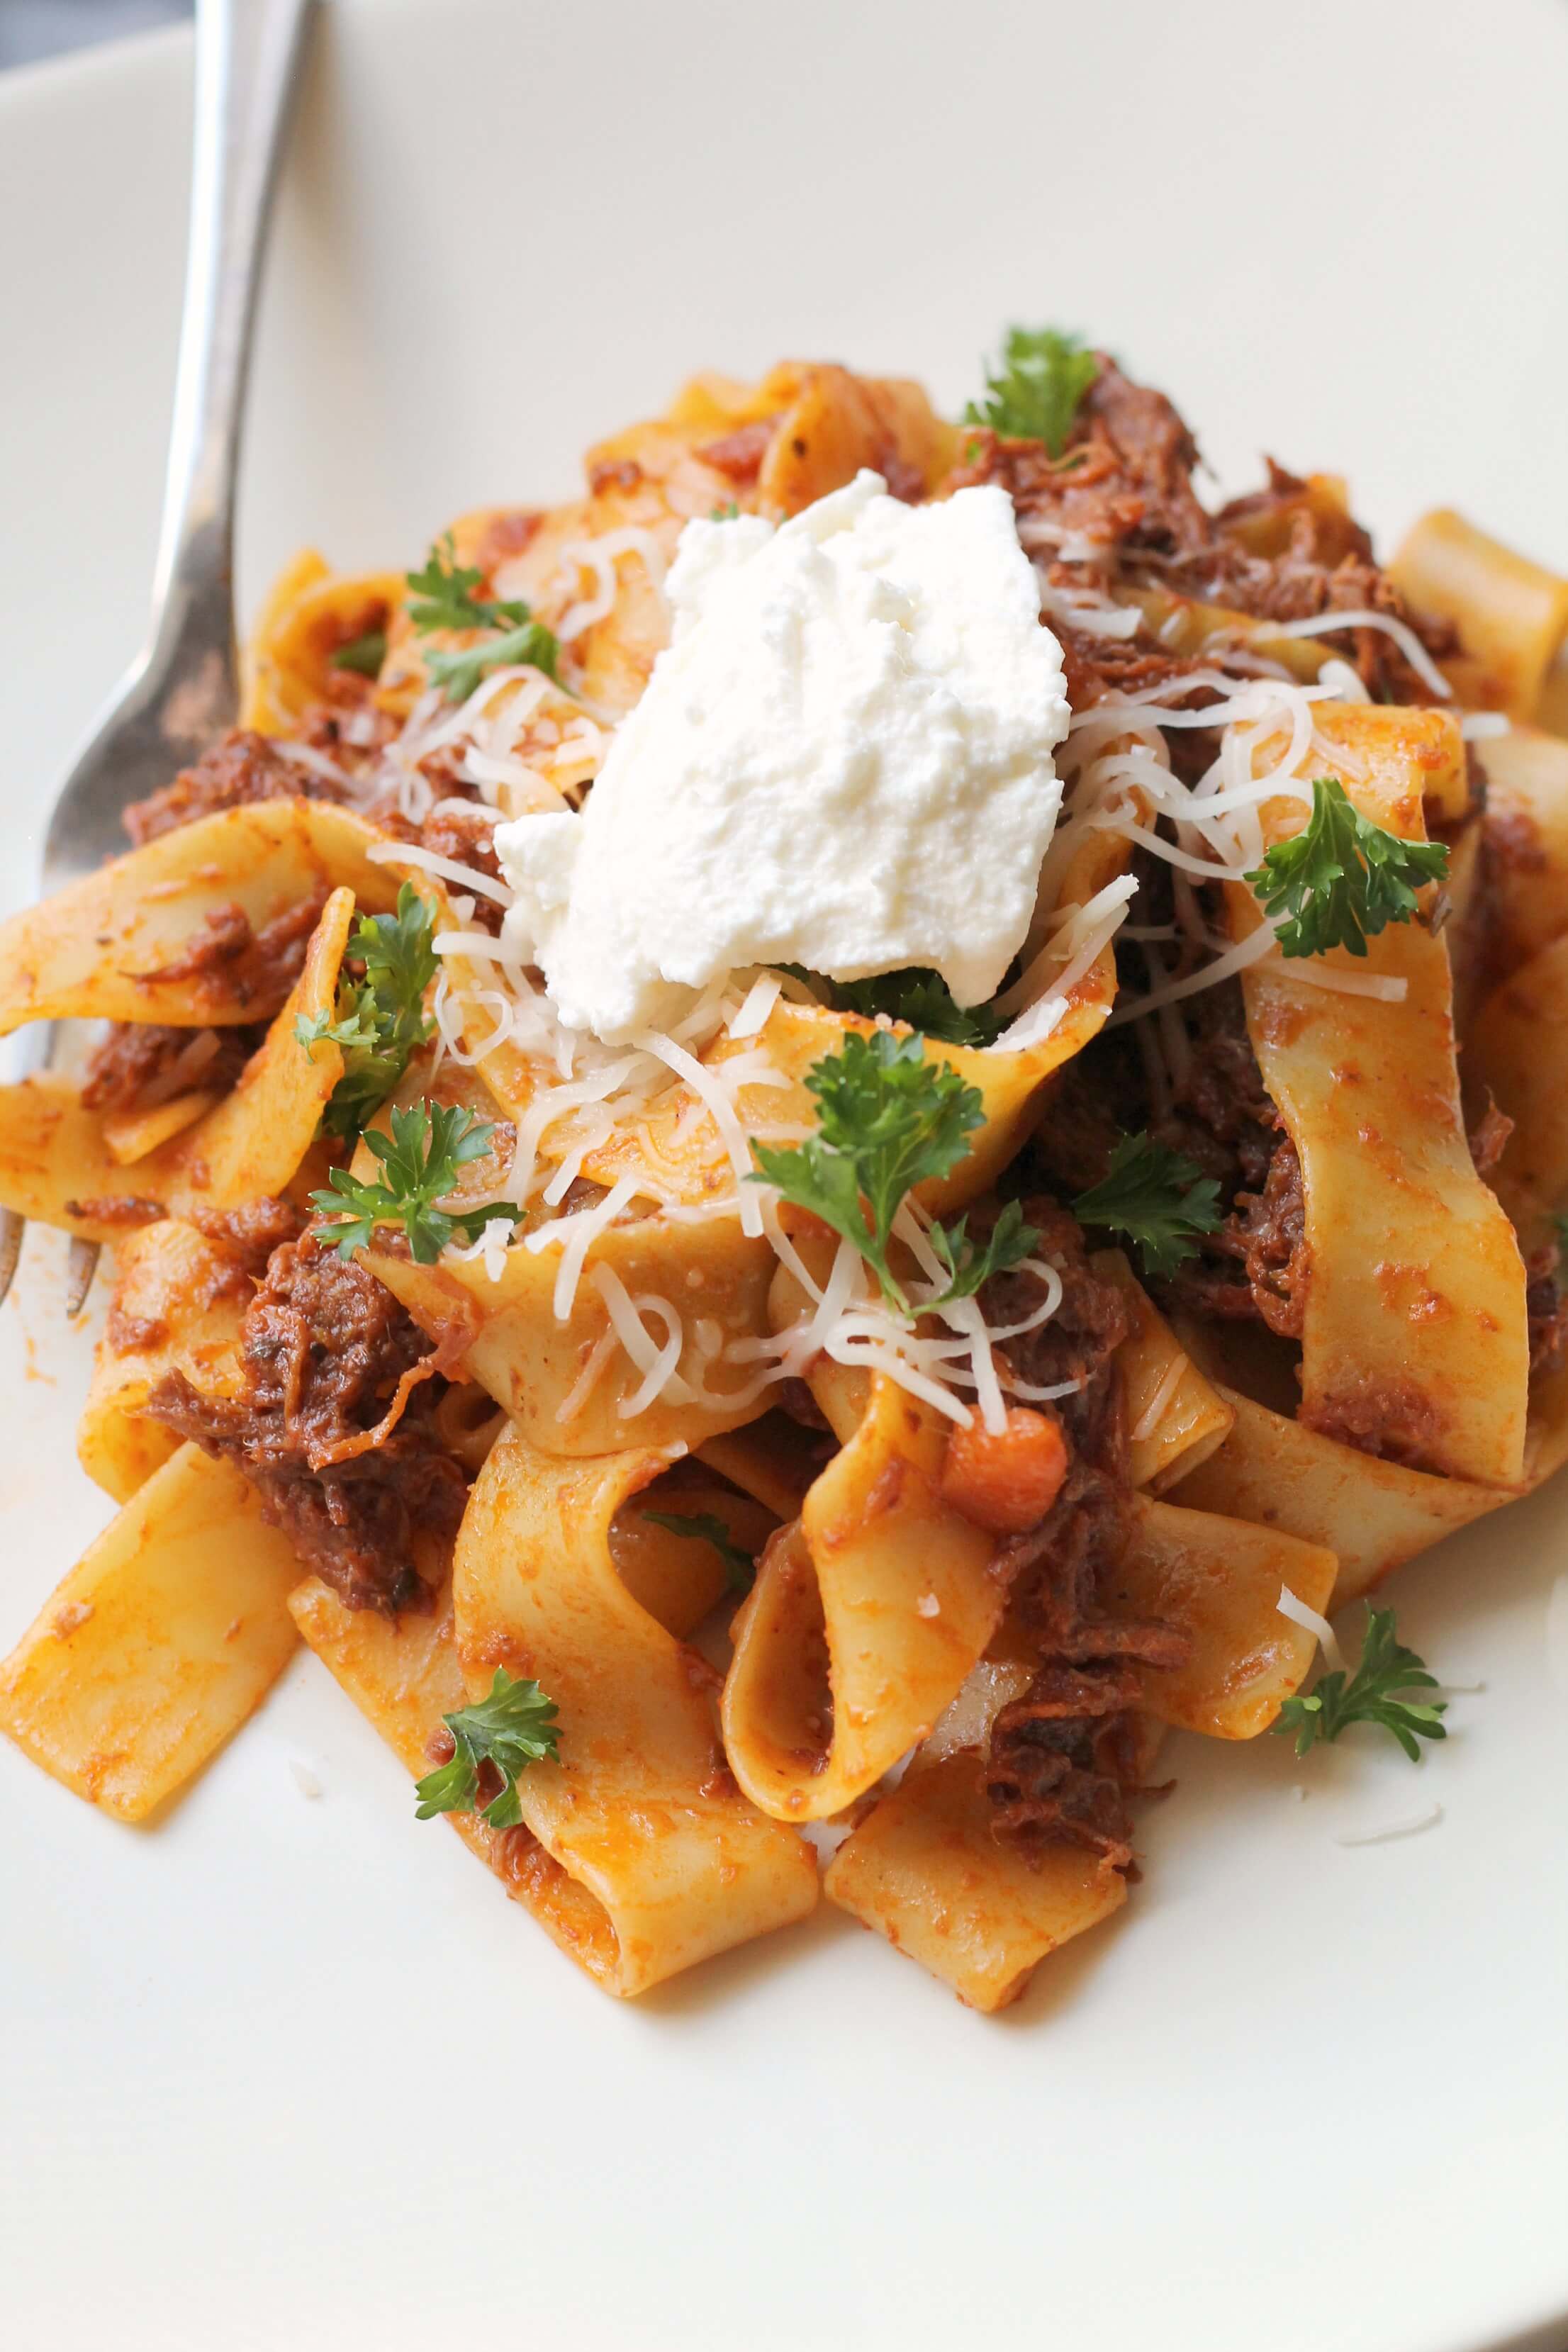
xmin=939 ymin=1406 xmax=1068 ymax=1536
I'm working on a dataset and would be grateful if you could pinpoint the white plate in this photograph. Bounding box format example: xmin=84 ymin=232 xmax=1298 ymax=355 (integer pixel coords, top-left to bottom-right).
xmin=2 ymin=6 xmax=1567 ymax=2348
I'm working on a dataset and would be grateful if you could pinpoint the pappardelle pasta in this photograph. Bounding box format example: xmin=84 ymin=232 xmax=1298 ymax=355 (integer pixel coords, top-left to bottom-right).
xmin=4 ymin=337 xmax=1566 ymax=2010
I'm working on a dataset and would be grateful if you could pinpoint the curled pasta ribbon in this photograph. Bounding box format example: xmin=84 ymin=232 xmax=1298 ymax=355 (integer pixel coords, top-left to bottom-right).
xmin=826 ymin=1745 xmax=1133 ymax=2015
xmin=0 ymin=886 xmax=358 ymax=1243
xmin=0 ymin=800 xmax=398 ymax=1037
xmin=78 ymin=1220 xmax=250 ymax=1504
xmin=0 ymin=1444 xmax=302 ymax=1822
xmin=440 ymin=1425 xmax=817 ymax=1995
xmin=1391 ymin=510 xmax=1568 ymax=720
xmin=1228 ymin=701 xmax=1529 ymax=1488
xmin=367 ymin=1209 xmax=780 ymax=1458
xmin=1092 ymin=1248 xmax=1233 ymax=1494
xmin=240 ymin=556 xmax=404 ymax=734
xmin=723 ymin=1372 xmax=1004 ymax=1822
xmin=822 ymin=1485 xmax=1337 ymax=2010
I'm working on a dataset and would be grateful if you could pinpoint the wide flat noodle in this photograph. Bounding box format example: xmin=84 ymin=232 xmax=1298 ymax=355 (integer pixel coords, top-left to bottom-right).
xmin=0 ymin=1444 xmax=301 ymax=1821
xmin=1465 ymin=929 xmax=1568 ymax=1255
xmin=289 ymin=1577 xmax=626 ymax=1992
xmin=1391 ymin=510 xmax=1568 ymax=719
xmin=382 ymin=362 xmax=953 ymax=724
xmin=1092 ymin=1248 xmax=1233 ymax=1494
xmin=1167 ymin=1380 xmax=1511 ymax=1610
xmin=241 ymin=559 xmax=404 ymax=734
xmin=0 ymin=801 xmax=396 ymax=1034
xmin=78 ymin=1220 xmax=247 ymax=1503
xmin=824 ymin=1478 xmax=1333 ymax=2003
xmin=1229 ymin=701 xmax=1528 ymax=1486
xmin=1471 ymin=726 xmax=1568 ymax=982
xmin=0 ymin=888 xmax=356 ymax=1241
xmin=1116 ymin=1494 xmax=1335 ymax=1737
xmin=367 ymin=1209 xmax=778 ymax=1457
xmin=723 ymin=1375 xmax=1002 ymax=1821
xmin=450 ymin=1424 xmax=817 ymax=1995
xmin=824 ymin=1747 xmax=1127 ymax=2012
xmin=610 ymin=1474 xmax=777 ymax=1637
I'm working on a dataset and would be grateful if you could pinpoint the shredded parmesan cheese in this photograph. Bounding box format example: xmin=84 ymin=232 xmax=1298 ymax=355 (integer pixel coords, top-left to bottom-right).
xmin=1130 ymin=1352 xmax=1189 ymax=1444
xmin=1333 ymin=1804 xmax=1443 ymax=1847
xmin=1277 ymin=1584 xmax=1344 ymax=1671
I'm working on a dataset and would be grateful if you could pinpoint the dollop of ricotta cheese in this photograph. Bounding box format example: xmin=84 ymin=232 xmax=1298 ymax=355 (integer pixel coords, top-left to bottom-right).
xmin=493 ymin=469 xmax=1070 ymax=1043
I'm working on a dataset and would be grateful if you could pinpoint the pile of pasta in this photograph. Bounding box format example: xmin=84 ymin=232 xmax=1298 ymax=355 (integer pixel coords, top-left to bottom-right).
xmin=1 ymin=360 xmax=1567 ymax=2012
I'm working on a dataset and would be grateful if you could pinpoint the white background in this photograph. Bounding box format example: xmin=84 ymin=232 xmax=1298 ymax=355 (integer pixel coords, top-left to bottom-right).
xmin=0 ymin=5 xmax=1565 ymax=2347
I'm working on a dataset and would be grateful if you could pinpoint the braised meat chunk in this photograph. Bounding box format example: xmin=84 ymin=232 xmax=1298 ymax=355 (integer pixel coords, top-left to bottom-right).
xmin=147 ymin=1234 xmax=467 ymax=1613
xmin=978 ymin=1204 xmax=1187 ymax=1866
xmin=123 ymin=727 xmax=349 ymax=846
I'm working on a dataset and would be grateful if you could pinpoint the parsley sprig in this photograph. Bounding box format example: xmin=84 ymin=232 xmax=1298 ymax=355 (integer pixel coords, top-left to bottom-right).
xmin=643 ymin=1510 xmax=757 ymax=1593
xmin=310 ymin=1098 xmax=515 ymax=1265
xmin=1273 ymin=1605 xmax=1447 ymax=1761
xmin=795 ymin=965 xmax=1004 ymax=1049
xmin=330 ymin=629 xmax=387 ymax=678
xmin=927 ymin=1200 xmax=1040 ymax=1304
xmin=296 ymin=884 xmax=439 ymax=1143
xmin=405 ymin=534 xmax=559 ymax=700
xmin=749 ymin=1030 xmax=1034 ymax=1314
xmin=1246 ymin=776 xmax=1449 ymax=961
xmin=1073 ymin=1131 xmax=1223 ymax=1280
xmin=414 ymin=1668 xmax=560 ymax=1828
xmin=965 ymin=327 xmax=1100 ymax=456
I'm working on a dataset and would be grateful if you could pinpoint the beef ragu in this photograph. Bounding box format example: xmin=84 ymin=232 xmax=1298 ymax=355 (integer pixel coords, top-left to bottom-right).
xmin=954 ymin=358 xmax=1455 ymax=707
xmin=148 ymin=1235 xmax=469 ymax=1614
xmin=8 ymin=330 xmax=1565 ymax=2015
xmin=980 ymin=1206 xmax=1188 ymax=1866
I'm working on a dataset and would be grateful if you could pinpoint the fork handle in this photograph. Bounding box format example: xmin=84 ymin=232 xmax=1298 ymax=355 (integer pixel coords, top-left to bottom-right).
xmin=146 ymin=0 xmax=315 ymax=720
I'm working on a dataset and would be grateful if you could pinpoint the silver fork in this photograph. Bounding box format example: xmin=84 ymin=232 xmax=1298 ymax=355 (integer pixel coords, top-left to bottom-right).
xmin=0 ymin=0 xmax=315 ymax=1317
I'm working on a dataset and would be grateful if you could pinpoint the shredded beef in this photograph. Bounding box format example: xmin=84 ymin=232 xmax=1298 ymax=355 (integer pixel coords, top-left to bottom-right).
xmin=62 ymin=1196 xmax=167 ymax=1228
xmin=696 ymin=419 xmax=778 ymax=484
xmin=1226 ymin=1137 xmax=1306 ymax=1338
xmin=417 ymin=803 xmax=508 ymax=935
xmin=106 ymin=1304 xmax=170 ymax=1355
xmin=1032 ymin=980 xmax=1309 ymax=1333
xmin=126 ymin=892 xmax=327 ymax=1017
xmin=81 ymin=1022 xmax=260 ymax=1116
xmin=1526 ymin=1245 xmax=1568 ymax=1379
xmin=1468 ymin=1093 xmax=1515 ymax=1178
xmin=187 ymin=1196 xmax=307 ymax=1282
xmin=985 ymin=1201 xmax=1131 ymax=1467
xmin=146 ymin=1233 xmax=467 ymax=1613
xmin=1053 ymin=617 xmax=1206 ymax=711
xmin=955 ymin=360 xmax=1449 ymax=705
xmin=977 ymin=1203 xmax=1187 ymax=1866
xmin=124 ymin=728 xmax=349 ymax=846
xmin=1300 ymin=1375 xmax=1444 ymax=1469
xmin=137 ymin=904 xmax=254 ymax=980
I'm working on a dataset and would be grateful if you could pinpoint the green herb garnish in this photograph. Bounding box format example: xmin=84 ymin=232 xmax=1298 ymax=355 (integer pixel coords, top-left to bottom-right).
xmin=309 ymin=1098 xmax=514 ymax=1265
xmin=1245 ymin=776 xmax=1450 ymax=961
xmin=822 ymin=966 xmax=1006 ymax=1049
xmin=330 ymin=629 xmax=387 ymax=678
xmin=425 ymin=621 xmax=559 ymax=700
xmin=926 ymin=1199 xmax=1039 ymax=1306
xmin=405 ymin=534 xmax=559 ymax=700
xmin=1072 ymin=1131 xmax=1223 ymax=1280
xmin=1273 ymin=1605 xmax=1447 ymax=1762
xmin=643 ymin=1510 xmax=756 ymax=1593
xmin=413 ymin=1668 xmax=560 ymax=1828
xmin=750 ymin=1030 xmax=1031 ymax=1314
xmin=964 ymin=327 xmax=1100 ymax=456
xmin=296 ymin=883 xmax=439 ymax=1143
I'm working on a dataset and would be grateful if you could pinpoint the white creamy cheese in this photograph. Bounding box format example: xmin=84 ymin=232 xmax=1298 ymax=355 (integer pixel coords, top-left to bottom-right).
xmin=493 ymin=469 xmax=1070 ymax=1043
